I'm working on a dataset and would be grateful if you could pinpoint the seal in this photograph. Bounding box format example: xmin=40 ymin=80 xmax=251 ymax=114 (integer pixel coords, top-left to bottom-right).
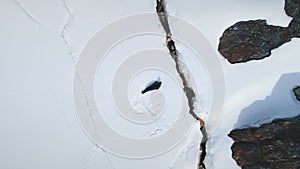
xmin=141 ymin=78 xmax=162 ymax=94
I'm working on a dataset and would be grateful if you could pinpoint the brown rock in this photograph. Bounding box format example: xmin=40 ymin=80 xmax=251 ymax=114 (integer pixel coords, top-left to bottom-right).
xmin=285 ymin=0 xmax=300 ymax=18
xmin=228 ymin=116 xmax=300 ymax=169
xmin=218 ymin=0 xmax=300 ymax=63
xmin=218 ymin=20 xmax=291 ymax=63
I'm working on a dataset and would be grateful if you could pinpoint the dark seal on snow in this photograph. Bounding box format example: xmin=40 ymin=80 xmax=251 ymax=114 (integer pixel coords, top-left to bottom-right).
xmin=141 ymin=80 xmax=162 ymax=94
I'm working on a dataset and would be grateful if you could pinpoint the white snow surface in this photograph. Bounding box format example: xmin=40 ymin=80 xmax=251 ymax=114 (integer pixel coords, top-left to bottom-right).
xmin=1 ymin=0 xmax=300 ymax=169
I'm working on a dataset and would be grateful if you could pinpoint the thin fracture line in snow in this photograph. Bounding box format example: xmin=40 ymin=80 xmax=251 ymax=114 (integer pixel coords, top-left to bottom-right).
xmin=60 ymin=1 xmax=95 ymax=137
xmin=60 ymin=2 xmax=95 ymax=136
xmin=14 ymin=0 xmax=48 ymax=30
xmin=75 ymin=72 xmax=98 ymax=136
xmin=169 ymin=138 xmax=199 ymax=168
xmin=60 ymin=2 xmax=89 ymax=121
xmin=143 ymin=104 xmax=166 ymax=137
xmin=100 ymin=147 xmax=117 ymax=169
xmin=60 ymin=0 xmax=98 ymax=149
xmin=15 ymin=1 xmax=101 ymax=164
xmin=59 ymin=2 xmax=103 ymax=166
xmin=84 ymin=146 xmax=99 ymax=169
xmin=149 ymin=127 xmax=164 ymax=137
xmin=62 ymin=0 xmax=72 ymax=14
xmin=85 ymin=146 xmax=117 ymax=169
xmin=61 ymin=0 xmax=76 ymax=65
xmin=155 ymin=0 xmax=207 ymax=168
xmin=14 ymin=0 xmax=76 ymax=65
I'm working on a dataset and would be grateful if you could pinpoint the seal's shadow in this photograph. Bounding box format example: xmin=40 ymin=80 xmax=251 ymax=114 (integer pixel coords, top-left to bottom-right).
xmin=234 ymin=72 xmax=300 ymax=129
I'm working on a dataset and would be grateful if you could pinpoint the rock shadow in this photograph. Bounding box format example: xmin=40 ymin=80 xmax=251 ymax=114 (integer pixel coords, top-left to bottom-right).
xmin=234 ymin=72 xmax=300 ymax=129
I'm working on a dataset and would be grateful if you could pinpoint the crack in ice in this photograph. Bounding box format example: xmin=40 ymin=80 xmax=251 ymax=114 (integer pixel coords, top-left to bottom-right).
xmin=14 ymin=0 xmax=76 ymax=65
xmin=60 ymin=1 xmax=97 ymax=134
xmin=13 ymin=0 xmax=48 ymax=29
xmin=14 ymin=0 xmax=106 ymax=168
xmin=155 ymin=0 xmax=208 ymax=168
xmin=84 ymin=146 xmax=99 ymax=169
xmin=61 ymin=0 xmax=76 ymax=65
xmin=75 ymin=72 xmax=98 ymax=136
xmin=60 ymin=2 xmax=103 ymax=168
xmin=15 ymin=0 xmax=97 ymax=139
xmin=169 ymin=139 xmax=199 ymax=169
xmin=101 ymin=148 xmax=117 ymax=169
xmin=84 ymin=146 xmax=117 ymax=169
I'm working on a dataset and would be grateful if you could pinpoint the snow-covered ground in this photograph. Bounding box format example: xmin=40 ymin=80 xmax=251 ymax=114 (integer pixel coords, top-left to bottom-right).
xmin=1 ymin=0 xmax=300 ymax=169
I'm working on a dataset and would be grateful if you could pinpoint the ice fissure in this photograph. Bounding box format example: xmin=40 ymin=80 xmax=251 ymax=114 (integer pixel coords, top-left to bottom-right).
xmin=155 ymin=0 xmax=207 ymax=168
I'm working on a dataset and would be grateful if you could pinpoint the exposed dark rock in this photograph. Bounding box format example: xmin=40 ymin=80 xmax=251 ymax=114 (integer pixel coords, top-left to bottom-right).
xmin=141 ymin=80 xmax=162 ymax=94
xmin=293 ymin=86 xmax=300 ymax=102
xmin=286 ymin=0 xmax=300 ymax=37
xmin=229 ymin=115 xmax=300 ymax=169
xmin=288 ymin=18 xmax=300 ymax=37
xmin=285 ymin=0 xmax=300 ymax=18
xmin=218 ymin=0 xmax=300 ymax=63
xmin=218 ymin=20 xmax=291 ymax=63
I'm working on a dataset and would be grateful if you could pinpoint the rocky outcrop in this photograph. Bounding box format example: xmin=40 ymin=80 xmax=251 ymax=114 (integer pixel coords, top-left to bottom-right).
xmin=293 ymin=86 xmax=300 ymax=102
xmin=285 ymin=0 xmax=300 ymax=19
xmin=228 ymin=115 xmax=300 ymax=169
xmin=218 ymin=20 xmax=291 ymax=63
xmin=285 ymin=0 xmax=300 ymax=37
xmin=218 ymin=0 xmax=300 ymax=63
